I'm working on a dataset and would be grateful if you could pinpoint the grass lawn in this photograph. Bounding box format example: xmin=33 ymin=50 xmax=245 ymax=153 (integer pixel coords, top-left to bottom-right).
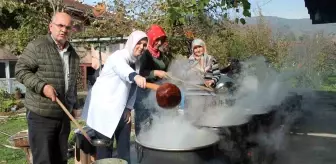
xmin=0 ymin=116 xmax=28 ymax=164
xmin=0 ymin=116 xmax=79 ymax=164
xmin=0 ymin=115 xmax=135 ymax=164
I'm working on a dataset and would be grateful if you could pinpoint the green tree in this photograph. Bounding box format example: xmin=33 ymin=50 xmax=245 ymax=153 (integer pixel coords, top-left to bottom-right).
xmin=0 ymin=0 xmax=54 ymax=55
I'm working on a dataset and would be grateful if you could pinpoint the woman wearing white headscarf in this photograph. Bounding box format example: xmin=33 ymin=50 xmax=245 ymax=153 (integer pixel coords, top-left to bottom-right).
xmin=81 ymin=30 xmax=148 ymax=162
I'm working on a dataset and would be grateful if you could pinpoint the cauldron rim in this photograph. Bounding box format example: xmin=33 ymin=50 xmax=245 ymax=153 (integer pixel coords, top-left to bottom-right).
xmin=193 ymin=114 xmax=252 ymax=128
xmin=247 ymin=108 xmax=276 ymax=116
xmin=193 ymin=120 xmax=250 ymax=129
xmin=135 ymin=137 xmax=220 ymax=152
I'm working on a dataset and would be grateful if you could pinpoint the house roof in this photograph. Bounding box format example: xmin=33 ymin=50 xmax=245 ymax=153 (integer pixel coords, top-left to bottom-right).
xmin=0 ymin=48 xmax=17 ymax=60
xmin=63 ymin=0 xmax=93 ymax=12
xmin=62 ymin=0 xmax=94 ymax=25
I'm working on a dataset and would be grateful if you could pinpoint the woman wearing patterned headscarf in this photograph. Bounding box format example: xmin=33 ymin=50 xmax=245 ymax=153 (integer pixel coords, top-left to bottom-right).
xmin=188 ymin=38 xmax=220 ymax=87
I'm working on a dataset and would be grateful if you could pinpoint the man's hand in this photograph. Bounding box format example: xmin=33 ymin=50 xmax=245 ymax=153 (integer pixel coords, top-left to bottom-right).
xmin=134 ymin=75 xmax=146 ymax=88
xmin=43 ymin=84 xmax=57 ymax=101
xmin=72 ymin=109 xmax=82 ymax=120
xmin=124 ymin=110 xmax=132 ymax=124
xmin=154 ymin=70 xmax=167 ymax=79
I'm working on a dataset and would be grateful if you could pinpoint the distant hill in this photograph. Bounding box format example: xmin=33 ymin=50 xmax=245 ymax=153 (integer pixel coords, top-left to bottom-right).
xmin=245 ymin=16 xmax=336 ymax=37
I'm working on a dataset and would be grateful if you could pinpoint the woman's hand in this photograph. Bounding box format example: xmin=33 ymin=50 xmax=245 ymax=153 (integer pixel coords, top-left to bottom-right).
xmin=204 ymin=80 xmax=215 ymax=88
xmin=134 ymin=75 xmax=146 ymax=88
xmin=154 ymin=70 xmax=167 ymax=79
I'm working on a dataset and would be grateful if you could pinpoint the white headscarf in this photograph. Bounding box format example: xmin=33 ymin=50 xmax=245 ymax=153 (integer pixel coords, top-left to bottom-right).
xmin=123 ymin=30 xmax=148 ymax=72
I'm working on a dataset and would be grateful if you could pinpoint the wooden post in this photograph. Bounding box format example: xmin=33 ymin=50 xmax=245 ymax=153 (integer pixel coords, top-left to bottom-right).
xmin=74 ymin=141 xmax=96 ymax=164
xmin=22 ymin=147 xmax=33 ymax=164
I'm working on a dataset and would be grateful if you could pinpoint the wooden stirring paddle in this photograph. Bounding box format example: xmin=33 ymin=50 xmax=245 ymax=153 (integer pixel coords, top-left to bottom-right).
xmin=55 ymin=98 xmax=92 ymax=143
xmin=166 ymin=73 xmax=214 ymax=92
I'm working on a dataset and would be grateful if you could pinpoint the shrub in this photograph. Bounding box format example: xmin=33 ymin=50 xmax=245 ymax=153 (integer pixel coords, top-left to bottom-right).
xmin=0 ymin=89 xmax=16 ymax=112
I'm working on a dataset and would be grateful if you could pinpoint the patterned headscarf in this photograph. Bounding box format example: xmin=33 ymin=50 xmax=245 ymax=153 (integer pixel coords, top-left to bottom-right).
xmin=189 ymin=39 xmax=210 ymax=72
xmin=191 ymin=38 xmax=208 ymax=58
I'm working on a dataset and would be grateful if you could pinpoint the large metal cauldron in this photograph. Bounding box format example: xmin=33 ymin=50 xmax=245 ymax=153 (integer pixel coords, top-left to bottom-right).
xmin=248 ymin=110 xmax=277 ymax=134
xmin=195 ymin=116 xmax=252 ymax=164
xmin=248 ymin=92 xmax=303 ymax=134
xmin=135 ymin=137 xmax=226 ymax=164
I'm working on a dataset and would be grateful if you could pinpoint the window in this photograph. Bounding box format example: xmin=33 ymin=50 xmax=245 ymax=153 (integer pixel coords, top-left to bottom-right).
xmin=9 ymin=61 xmax=16 ymax=78
xmin=0 ymin=61 xmax=17 ymax=78
xmin=0 ymin=62 xmax=5 ymax=78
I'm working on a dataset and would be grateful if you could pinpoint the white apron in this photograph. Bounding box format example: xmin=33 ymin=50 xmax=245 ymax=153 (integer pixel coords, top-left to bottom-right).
xmin=81 ymin=31 xmax=147 ymax=138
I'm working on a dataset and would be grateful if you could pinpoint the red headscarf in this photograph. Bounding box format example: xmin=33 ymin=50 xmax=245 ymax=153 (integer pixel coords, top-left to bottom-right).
xmin=147 ymin=25 xmax=167 ymax=58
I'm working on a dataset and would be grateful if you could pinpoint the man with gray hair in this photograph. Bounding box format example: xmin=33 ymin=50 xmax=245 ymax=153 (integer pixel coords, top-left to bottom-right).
xmin=15 ymin=12 xmax=80 ymax=164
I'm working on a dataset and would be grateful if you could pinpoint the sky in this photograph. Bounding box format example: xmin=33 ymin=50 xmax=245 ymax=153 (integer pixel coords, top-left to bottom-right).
xmin=83 ymin=0 xmax=310 ymax=19
xmin=249 ymin=0 xmax=310 ymax=19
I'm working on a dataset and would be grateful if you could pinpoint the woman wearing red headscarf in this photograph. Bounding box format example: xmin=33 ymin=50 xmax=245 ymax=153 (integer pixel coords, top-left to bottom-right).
xmin=140 ymin=25 xmax=170 ymax=81
xmin=134 ymin=25 xmax=172 ymax=135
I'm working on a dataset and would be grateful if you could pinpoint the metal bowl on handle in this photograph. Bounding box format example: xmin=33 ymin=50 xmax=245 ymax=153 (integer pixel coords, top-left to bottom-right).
xmin=215 ymin=82 xmax=225 ymax=90
xmin=91 ymin=139 xmax=112 ymax=147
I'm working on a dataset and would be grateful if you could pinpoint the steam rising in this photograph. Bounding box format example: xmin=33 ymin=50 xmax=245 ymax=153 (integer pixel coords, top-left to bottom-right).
xmin=137 ymin=56 xmax=302 ymax=151
xmin=137 ymin=111 xmax=220 ymax=149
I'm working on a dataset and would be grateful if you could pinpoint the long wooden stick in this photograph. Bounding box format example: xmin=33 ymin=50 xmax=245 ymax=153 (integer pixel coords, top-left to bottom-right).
xmin=145 ymin=83 xmax=160 ymax=91
xmin=55 ymin=98 xmax=92 ymax=143
xmin=166 ymin=74 xmax=214 ymax=92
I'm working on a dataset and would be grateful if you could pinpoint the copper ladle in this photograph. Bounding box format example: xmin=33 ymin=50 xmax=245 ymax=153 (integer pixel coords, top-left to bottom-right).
xmin=145 ymin=82 xmax=182 ymax=109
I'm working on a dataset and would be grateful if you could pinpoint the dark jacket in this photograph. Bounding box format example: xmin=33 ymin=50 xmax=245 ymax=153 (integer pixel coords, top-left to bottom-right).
xmin=15 ymin=35 xmax=80 ymax=118
xmin=139 ymin=50 xmax=171 ymax=83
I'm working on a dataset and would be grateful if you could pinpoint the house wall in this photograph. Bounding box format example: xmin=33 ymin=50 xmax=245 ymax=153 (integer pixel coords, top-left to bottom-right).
xmin=75 ymin=42 xmax=126 ymax=91
xmin=90 ymin=43 xmax=125 ymax=69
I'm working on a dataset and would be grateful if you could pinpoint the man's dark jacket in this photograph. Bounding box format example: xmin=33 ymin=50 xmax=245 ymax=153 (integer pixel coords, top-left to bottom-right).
xmin=15 ymin=35 xmax=80 ymax=118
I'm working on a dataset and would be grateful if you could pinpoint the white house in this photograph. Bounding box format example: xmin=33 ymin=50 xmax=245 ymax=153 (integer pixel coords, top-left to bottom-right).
xmin=0 ymin=48 xmax=25 ymax=93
